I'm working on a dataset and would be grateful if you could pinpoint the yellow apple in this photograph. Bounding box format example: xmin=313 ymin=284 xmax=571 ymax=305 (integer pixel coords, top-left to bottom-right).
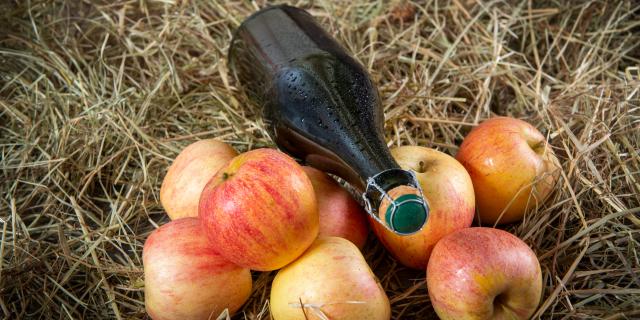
xmin=270 ymin=237 xmax=390 ymax=320
xmin=370 ymin=146 xmax=475 ymax=269
xmin=456 ymin=117 xmax=559 ymax=224
xmin=160 ymin=139 xmax=237 ymax=220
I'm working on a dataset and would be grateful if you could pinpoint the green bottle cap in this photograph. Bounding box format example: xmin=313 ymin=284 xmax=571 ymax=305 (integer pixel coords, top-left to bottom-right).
xmin=385 ymin=194 xmax=428 ymax=235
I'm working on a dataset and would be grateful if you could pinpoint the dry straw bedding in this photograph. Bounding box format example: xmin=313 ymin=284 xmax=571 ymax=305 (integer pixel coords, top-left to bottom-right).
xmin=1 ymin=0 xmax=639 ymax=319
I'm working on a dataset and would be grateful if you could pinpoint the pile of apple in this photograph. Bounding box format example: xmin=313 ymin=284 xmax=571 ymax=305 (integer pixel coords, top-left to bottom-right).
xmin=143 ymin=117 xmax=559 ymax=320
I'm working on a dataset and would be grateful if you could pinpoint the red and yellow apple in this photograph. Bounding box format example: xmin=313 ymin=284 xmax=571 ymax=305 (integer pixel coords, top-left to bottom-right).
xmin=303 ymin=166 xmax=368 ymax=249
xmin=426 ymin=227 xmax=542 ymax=320
xmin=160 ymin=139 xmax=238 ymax=220
xmin=199 ymin=148 xmax=319 ymax=271
xmin=370 ymin=146 xmax=475 ymax=269
xmin=270 ymin=237 xmax=390 ymax=320
xmin=143 ymin=218 xmax=252 ymax=320
xmin=456 ymin=117 xmax=559 ymax=225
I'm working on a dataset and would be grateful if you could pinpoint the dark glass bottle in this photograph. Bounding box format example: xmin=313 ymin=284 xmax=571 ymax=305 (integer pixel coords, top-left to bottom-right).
xmin=229 ymin=5 xmax=428 ymax=235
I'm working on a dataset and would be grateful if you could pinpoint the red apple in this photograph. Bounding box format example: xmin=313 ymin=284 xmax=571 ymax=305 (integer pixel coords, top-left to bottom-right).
xmin=427 ymin=227 xmax=542 ymax=320
xmin=199 ymin=148 xmax=319 ymax=271
xmin=303 ymin=166 xmax=368 ymax=249
xmin=143 ymin=218 xmax=252 ymax=320
xmin=160 ymin=139 xmax=238 ymax=220
xmin=456 ymin=117 xmax=559 ymax=225
xmin=370 ymin=146 xmax=475 ymax=269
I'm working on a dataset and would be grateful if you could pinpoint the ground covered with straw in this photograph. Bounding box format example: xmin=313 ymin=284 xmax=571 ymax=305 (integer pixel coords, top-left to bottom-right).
xmin=1 ymin=0 xmax=639 ymax=319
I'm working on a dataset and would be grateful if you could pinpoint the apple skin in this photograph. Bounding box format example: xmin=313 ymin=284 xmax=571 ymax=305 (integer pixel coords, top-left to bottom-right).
xmin=302 ymin=166 xmax=369 ymax=249
xmin=143 ymin=218 xmax=252 ymax=320
xmin=270 ymin=237 xmax=390 ymax=320
xmin=456 ymin=117 xmax=559 ymax=225
xmin=199 ymin=148 xmax=319 ymax=271
xmin=160 ymin=139 xmax=238 ymax=220
xmin=370 ymin=146 xmax=475 ymax=269
xmin=426 ymin=227 xmax=542 ymax=320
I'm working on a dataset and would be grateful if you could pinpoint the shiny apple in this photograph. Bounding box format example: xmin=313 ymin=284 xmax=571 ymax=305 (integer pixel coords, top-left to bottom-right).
xmin=456 ymin=117 xmax=559 ymax=224
xmin=270 ymin=237 xmax=390 ymax=320
xmin=143 ymin=218 xmax=252 ymax=319
xmin=160 ymin=139 xmax=237 ymax=220
xmin=427 ymin=227 xmax=542 ymax=320
xmin=370 ymin=146 xmax=475 ymax=269
xmin=199 ymin=148 xmax=319 ymax=271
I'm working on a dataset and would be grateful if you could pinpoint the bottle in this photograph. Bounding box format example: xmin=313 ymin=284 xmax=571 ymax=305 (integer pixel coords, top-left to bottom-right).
xmin=229 ymin=5 xmax=429 ymax=235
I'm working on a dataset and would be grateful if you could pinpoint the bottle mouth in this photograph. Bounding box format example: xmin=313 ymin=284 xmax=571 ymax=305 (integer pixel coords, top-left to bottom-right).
xmin=384 ymin=194 xmax=428 ymax=235
xmin=362 ymin=168 xmax=429 ymax=235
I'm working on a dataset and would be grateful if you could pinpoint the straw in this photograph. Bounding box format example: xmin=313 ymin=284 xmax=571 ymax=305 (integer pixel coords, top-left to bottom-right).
xmin=1 ymin=0 xmax=638 ymax=318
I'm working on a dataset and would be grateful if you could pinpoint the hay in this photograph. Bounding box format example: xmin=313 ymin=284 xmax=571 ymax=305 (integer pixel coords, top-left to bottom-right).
xmin=1 ymin=0 xmax=639 ymax=318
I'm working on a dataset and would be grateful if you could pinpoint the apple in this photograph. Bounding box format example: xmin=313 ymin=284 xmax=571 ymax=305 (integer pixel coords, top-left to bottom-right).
xmin=426 ymin=227 xmax=542 ymax=320
xmin=199 ymin=148 xmax=319 ymax=271
xmin=270 ymin=237 xmax=390 ymax=320
xmin=456 ymin=117 xmax=559 ymax=225
xmin=143 ymin=218 xmax=252 ymax=320
xmin=370 ymin=146 xmax=475 ymax=269
xmin=160 ymin=139 xmax=238 ymax=220
xmin=302 ymin=166 xmax=368 ymax=249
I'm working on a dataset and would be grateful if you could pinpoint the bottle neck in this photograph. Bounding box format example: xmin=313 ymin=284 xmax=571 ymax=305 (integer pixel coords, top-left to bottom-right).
xmin=364 ymin=168 xmax=418 ymax=201
xmin=363 ymin=168 xmax=429 ymax=235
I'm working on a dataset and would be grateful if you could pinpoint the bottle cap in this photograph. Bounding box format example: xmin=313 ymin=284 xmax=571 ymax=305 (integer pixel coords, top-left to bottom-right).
xmin=384 ymin=194 xmax=428 ymax=234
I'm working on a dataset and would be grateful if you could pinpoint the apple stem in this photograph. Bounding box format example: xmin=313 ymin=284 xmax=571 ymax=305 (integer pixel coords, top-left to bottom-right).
xmin=418 ymin=161 xmax=426 ymax=173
